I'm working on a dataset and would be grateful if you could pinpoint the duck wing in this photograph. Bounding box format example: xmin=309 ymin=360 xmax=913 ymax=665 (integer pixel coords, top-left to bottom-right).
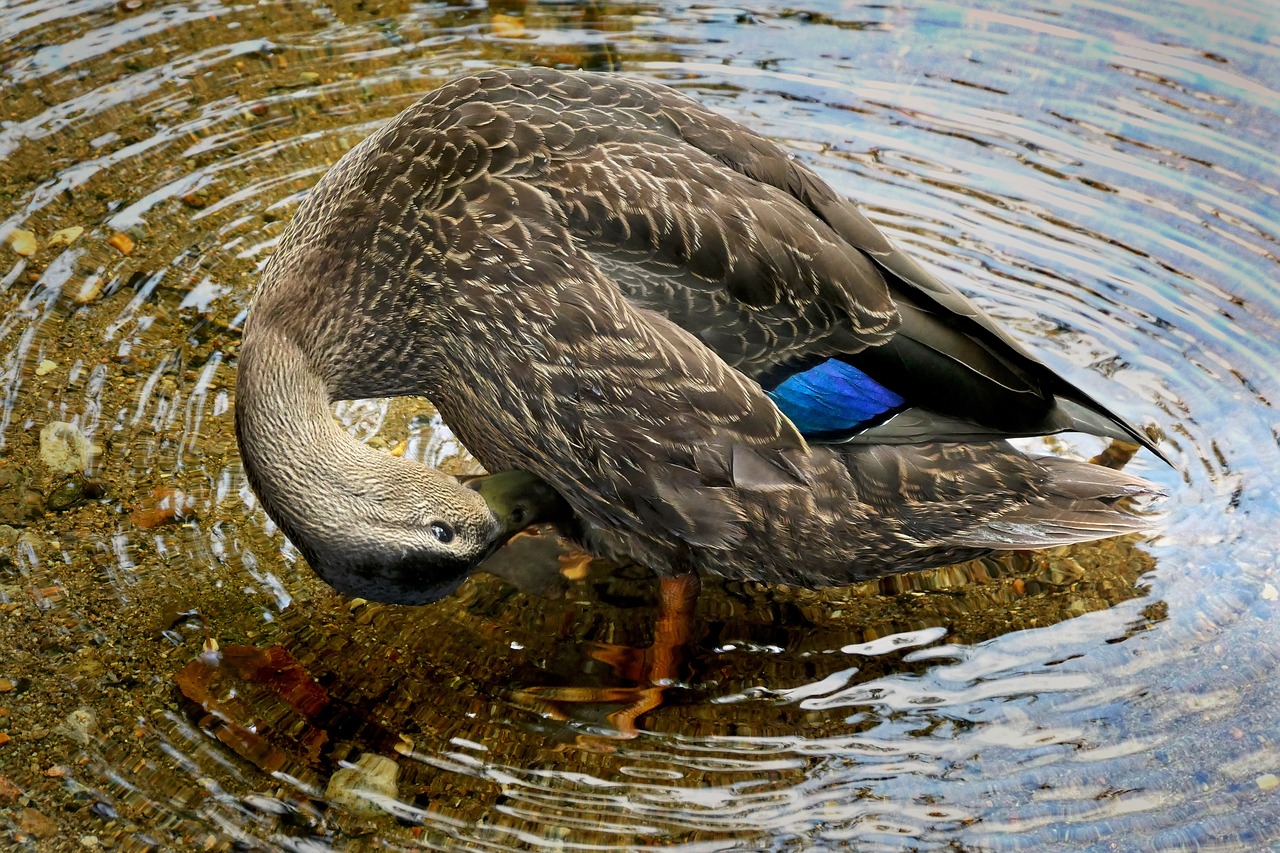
xmin=459 ymin=69 xmax=1164 ymax=461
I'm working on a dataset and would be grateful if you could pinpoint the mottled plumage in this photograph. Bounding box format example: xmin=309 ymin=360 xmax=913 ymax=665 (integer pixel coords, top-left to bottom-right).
xmin=235 ymin=68 xmax=1166 ymax=605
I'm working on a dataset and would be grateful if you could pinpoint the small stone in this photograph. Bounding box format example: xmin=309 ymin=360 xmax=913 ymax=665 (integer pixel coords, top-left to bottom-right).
xmin=73 ymin=273 xmax=105 ymax=305
xmin=107 ymin=232 xmax=135 ymax=255
xmin=0 ymin=775 xmax=21 ymax=803
xmin=298 ymin=71 xmax=321 ymax=85
xmin=0 ymin=732 xmax=10 ymax=746
xmin=40 ymin=421 xmax=91 ymax=475
xmin=56 ymin=707 xmax=97 ymax=744
xmin=1257 ymin=773 xmax=1280 ymax=791
xmin=0 ymin=678 xmax=14 ymax=692
xmin=1262 ymin=583 xmax=1278 ymax=601
xmin=47 ymin=478 xmax=88 ymax=512
xmin=325 ymin=753 xmax=399 ymax=816
xmin=19 ymin=490 xmax=45 ymax=519
xmin=80 ymin=836 xmax=101 ymax=849
xmin=9 ymin=229 xmax=37 ymax=256
xmin=490 ymin=13 xmax=526 ymax=37
xmin=47 ymin=226 xmax=84 ymax=248
xmin=35 ymin=359 xmax=57 ymax=376
xmin=130 ymin=486 xmax=195 ymax=528
xmin=32 ymin=585 xmax=65 ymax=604
xmin=17 ymin=808 xmax=58 ymax=838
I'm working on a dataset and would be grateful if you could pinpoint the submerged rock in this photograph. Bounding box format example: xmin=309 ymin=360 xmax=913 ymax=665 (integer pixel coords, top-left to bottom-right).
xmin=47 ymin=226 xmax=84 ymax=248
xmin=107 ymin=232 xmax=134 ymax=255
xmin=39 ymin=422 xmax=90 ymax=475
xmin=56 ymin=707 xmax=97 ymax=744
xmin=9 ymin=229 xmax=37 ymax=256
xmin=325 ymin=753 xmax=399 ymax=816
xmin=47 ymin=478 xmax=87 ymax=511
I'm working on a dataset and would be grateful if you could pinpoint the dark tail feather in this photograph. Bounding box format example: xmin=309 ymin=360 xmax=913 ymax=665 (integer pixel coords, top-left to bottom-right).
xmin=951 ymin=455 xmax=1165 ymax=550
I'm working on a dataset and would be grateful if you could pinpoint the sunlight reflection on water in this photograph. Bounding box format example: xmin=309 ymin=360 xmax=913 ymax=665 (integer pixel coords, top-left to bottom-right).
xmin=0 ymin=0 xmax=1278 ymax=850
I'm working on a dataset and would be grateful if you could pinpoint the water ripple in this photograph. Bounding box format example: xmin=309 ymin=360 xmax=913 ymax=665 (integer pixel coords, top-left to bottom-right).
xmin=0 ymin=0 xmax=1278 ymax=850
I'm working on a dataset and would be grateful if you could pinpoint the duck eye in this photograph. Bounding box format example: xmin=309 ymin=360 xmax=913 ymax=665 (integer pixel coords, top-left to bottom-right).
xmin=429 ymin=521 xmax=455 ymax=544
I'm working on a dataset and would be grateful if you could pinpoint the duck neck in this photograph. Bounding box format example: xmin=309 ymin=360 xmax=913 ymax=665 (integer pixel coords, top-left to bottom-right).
xmin=234 ymin=323 xmax=375 ymax=564
xmin=234 ymin=319 xmax=504 ymax=605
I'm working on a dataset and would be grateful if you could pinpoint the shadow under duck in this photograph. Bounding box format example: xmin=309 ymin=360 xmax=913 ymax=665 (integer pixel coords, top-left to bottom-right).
xmin=235 ymin=68 xmax=1169 ymax=606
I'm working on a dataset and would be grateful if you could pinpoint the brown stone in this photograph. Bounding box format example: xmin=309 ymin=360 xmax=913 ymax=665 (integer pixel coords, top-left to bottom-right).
xmin=18 ymin=808 xmax=58 ymax=838
xmin=107 ymin=232 xmax=135 ymax=255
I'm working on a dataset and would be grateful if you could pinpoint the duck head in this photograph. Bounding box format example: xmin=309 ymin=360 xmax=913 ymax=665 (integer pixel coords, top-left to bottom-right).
xmin=285 ymin=467 xmax=569 ymax=606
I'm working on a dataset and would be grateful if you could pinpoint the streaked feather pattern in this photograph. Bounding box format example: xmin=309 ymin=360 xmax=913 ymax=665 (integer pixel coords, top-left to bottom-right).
xmin=237 ymin=68 xmax=1168 ymax=595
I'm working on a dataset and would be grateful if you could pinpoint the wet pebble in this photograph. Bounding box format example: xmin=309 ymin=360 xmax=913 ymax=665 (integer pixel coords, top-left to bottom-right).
xmin=0 ymin=776 xmax=22 ymax=803
xmin=9 ymin=229 xmax=37 ymax=256
xmin=34 ymin=359 xmax=57 ymax=376
xmin=107 ymin=232 xmax=134 ymax=255
xmin=19 ymin=490 xmax=46 ymax=520
xmin=490 ymin=14 xmax=526 ymax=37
xmin=325 ymin=753 xmax=399 ymax=816
xmin=39 ymin=421 xmax=90 ymax=475
xmin=180 ymin=190 xmax=221 ymax=209
xmin=130 ymin=486 xmax=195 ymax=528
xmin=1257 ymin=773 xmax=1279 ymax=791
xmin=17 ymin=808 xmax=58 ymax=838
xmin=56 ymin=707 xmax=97 ymax=744
xmin=87 ymin=802 xmax=116 ymax=820
xmin=47 ymin=226 xmax=83 ymax=248
xmin=47 ymin=478 xmax=87 ymax=512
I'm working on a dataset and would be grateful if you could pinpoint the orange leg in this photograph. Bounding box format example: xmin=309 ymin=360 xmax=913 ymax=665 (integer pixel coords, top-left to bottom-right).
xmin=590 ymin=573 xmax=700 ymax=681
xmin=513 ymin=573 xmax=702 ymax=740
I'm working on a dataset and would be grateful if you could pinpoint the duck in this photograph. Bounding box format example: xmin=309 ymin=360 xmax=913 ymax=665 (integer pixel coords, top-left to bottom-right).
xmin=234 ymin=67 xmax=1169 ymax=608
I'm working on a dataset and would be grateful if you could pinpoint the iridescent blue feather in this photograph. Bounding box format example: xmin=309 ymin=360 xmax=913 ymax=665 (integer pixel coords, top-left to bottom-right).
xmin=767 ymin=359 xmax=905 ymax=435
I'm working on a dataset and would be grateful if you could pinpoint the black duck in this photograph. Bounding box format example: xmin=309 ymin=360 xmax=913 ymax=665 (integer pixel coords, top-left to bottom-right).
xmin=235 ymin=68 xmax=1168 ymax=606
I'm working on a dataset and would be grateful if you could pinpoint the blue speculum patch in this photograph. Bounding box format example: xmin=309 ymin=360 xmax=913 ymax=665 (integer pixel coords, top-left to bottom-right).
xmin=766 ymin=358 xmax=905 ymax=434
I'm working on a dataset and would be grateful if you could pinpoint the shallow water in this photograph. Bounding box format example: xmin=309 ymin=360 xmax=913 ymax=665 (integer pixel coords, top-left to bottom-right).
xmin=1 ymin=0 xmax=1278 ymax=850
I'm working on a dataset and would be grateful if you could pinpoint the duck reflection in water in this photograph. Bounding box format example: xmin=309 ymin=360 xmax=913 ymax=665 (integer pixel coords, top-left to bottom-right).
xmin=234 ymin=69 xmax=1169 ymax=738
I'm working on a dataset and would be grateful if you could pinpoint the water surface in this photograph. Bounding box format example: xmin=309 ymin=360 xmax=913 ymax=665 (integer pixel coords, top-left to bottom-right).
xmin=1 ymin=0 xmax=1278 ymax=850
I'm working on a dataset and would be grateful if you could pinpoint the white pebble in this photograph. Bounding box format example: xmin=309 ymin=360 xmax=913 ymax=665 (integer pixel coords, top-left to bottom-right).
xmin=325 ymin=753 xmax=399 ymax=816
xmin=56 ymin=707 xmax=97 ymax=744
xmin=39 ymin=421 xmax=91 ymax=475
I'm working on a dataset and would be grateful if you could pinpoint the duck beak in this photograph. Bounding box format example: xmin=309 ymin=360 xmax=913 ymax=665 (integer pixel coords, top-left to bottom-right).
xmin=467 ymin=470 xmax=571 ymax=541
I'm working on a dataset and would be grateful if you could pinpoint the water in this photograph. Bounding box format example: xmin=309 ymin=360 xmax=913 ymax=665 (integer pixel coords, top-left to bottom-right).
xmin=1 ymin=0 xmax=1278 ymax=849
